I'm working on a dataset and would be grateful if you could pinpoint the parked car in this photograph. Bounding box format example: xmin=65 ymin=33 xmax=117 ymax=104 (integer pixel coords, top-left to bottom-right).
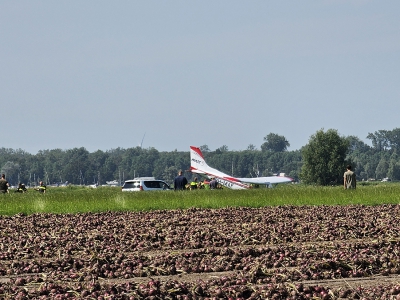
xmin=381 ymin=177 xmax=392 ymax=182
xmin=121 ymin=177 xmax=172 ymax=191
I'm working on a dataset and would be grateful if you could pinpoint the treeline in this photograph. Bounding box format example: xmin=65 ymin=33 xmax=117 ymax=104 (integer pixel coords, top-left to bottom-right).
xmin=346 ymin=130 xmax=400 ymax=181
xmin=0 ymin=146 xmax=302 ymax=186
xmin=1 ymin=128 xmax=400 ymax=186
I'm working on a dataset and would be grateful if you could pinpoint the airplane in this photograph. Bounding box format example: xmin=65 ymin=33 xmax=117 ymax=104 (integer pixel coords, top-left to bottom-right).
xmin=189 ymin=146 xmax=293 ymax=189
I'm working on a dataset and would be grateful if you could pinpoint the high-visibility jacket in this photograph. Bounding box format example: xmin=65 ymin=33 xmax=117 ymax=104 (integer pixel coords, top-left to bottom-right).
xmin=203 ymin=180 xmax=210 ymax=189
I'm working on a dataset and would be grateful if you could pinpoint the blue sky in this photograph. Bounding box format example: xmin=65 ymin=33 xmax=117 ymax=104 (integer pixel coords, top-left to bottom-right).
xmin=1 ymin=1 xmax=399 ymax=153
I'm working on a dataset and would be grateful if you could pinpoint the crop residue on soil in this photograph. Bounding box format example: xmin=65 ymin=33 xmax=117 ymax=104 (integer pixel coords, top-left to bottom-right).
xmin=0 ymin=205 xmax=400 ymax=299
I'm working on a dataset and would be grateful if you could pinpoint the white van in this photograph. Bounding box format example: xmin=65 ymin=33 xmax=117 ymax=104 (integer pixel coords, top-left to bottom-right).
xmin=121 ymin=177 xmax=171 ymax=191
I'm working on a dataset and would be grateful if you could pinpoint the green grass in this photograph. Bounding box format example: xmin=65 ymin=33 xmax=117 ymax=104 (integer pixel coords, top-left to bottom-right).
xmin=1 ymin=183 xmax=399 ymax=216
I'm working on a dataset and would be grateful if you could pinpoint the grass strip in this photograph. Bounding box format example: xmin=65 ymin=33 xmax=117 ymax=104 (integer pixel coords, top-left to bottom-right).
xmin=0 ymin=183 xmax=399 ymax=216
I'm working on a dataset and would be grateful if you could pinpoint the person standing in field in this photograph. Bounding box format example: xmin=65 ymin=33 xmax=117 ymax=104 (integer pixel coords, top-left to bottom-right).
xmin=174 ymin=170 xmax=188 ymax=191
xmin=0 ymin=174 xmax=10 ymax=194
xmin=344 ymin=165 xmax=356 ymax=189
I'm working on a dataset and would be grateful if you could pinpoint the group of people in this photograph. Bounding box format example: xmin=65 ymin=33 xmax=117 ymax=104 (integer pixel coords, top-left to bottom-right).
xmin=188 ymin=177 xmax=220 ymax=190
xmin=173 ymin=171 xmax=221 ymax=191
xmin=0 ymin=174 xmax=47 ymax=194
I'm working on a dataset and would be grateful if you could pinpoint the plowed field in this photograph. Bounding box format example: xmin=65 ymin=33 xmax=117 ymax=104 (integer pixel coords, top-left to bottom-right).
xmin=1 ymin=205 xmax=400 ymax=299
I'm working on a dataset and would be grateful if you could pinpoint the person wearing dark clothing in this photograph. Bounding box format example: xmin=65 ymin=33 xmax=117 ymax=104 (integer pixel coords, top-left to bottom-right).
xmin=209 ymin=178 xmax=218 ymax=189
xmin=174 ymin=171 xmax=188 ymax=191
xmin=15 ymin=183 xmax=27 ymax=193
xmin=0 ymin=174 xmax=10 ymax=194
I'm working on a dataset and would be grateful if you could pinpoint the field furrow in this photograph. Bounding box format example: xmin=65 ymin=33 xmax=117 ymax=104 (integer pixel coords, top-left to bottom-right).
xmin=1 ymin=205 xmax=400 ymax=299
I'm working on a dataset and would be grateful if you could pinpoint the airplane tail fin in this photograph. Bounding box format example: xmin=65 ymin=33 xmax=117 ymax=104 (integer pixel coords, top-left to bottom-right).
xmin=190 ymin=145 xmax=230 ymax=179
xmin=190 ymin=146 xmax=209 ymax=174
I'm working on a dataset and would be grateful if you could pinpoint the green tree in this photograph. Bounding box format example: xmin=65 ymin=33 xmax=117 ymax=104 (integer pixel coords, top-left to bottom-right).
xmin=215 ymin=145 xmax=229 ymax=154
xmin=367 ymin=130 xmax=389 ymax=152
xmin=247 ymin=144 xmax=257 ymax=151
xmin=375 ymin=155 xmax=389 ymax=180
xmin=386 ymin=128 xmax=400 ymax=152
xmin=199 ymin=145 xmax=210 ymax=152
xmin=387 ymin=152 xmax=400 ymax=180
xmin=0 ymin=161 xmax=20 ymax=185
xmin=363 ymin=153 xmax=380 ymax=180
xmin=62 ymin=147 xmax=90 ymax=184
xmin=88 ymin=150 xmax=108 ymax=184
xmin=346 ymin=136 xmax=371 ymax=153
xmin=162 ymin=166 xmax=179 ymax=185
xmin=261 ymin=133 xmax=290 ymax=152
xmin=300 ymin=129 xmax=349 ymax=185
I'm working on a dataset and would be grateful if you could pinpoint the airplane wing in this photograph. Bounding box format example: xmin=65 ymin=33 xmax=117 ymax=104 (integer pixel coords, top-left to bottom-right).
xmin=236 ymin=176 xmax=293 ymax=185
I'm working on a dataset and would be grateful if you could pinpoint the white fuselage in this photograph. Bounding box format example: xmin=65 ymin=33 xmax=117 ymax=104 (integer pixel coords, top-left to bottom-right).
xmin=190 ymin=145 xmax=293 ymax=190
